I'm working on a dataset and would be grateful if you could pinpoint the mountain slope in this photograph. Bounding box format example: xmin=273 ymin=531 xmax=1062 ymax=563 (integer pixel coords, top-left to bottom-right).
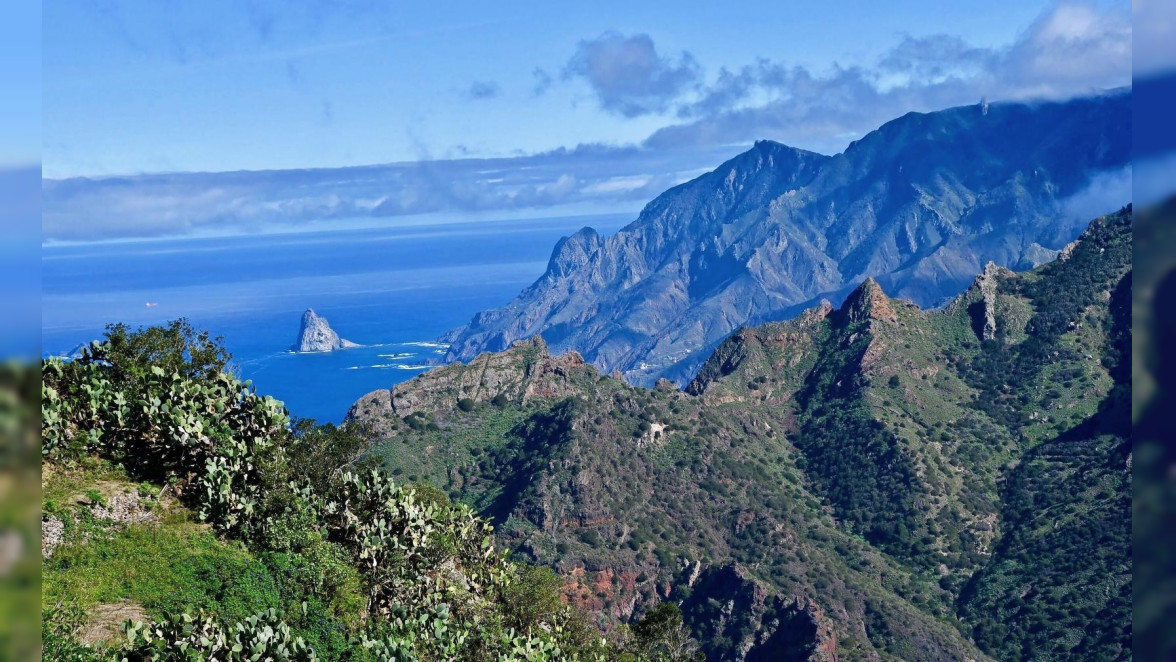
xmin=352 ymin=209 xmax=1131 ymax=661
xmin=444 ymin=91 xmax=1130 ymax=385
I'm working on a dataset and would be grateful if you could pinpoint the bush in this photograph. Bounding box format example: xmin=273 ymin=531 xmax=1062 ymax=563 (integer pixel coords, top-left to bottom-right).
xmin=42 ymin=322 xmax=638 ymax=661
xmin=458 ymin=398 xmax=476 ymax=412
xmin=118 ymin=609 xmax=316 ymax=662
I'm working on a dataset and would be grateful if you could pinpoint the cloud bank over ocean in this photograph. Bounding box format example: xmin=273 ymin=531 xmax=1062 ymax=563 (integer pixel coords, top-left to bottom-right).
xmin=43 ymin=1 xmax=1131 ymax=243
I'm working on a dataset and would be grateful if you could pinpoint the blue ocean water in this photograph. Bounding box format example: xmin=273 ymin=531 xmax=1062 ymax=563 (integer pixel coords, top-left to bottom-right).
xmin=42 ymin=214 xmax=631 ymax=422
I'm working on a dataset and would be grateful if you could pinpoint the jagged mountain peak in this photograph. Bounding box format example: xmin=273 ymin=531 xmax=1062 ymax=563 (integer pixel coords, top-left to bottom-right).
xmin=545 ymin=227 xmax=604 ymax=279
xmin=445 ymin=92 xmax=1131 ymax=386
xmin=352 ymin=211 xmax=1131 ymax=662
xmin=837 ymin=277 xmax=899 ymax=324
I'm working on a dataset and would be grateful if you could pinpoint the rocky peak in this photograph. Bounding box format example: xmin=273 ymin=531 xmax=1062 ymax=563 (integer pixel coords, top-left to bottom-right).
xmin=442 ymin=93 xmax=1130 ymax=386
xmin=545 ymin=227 xmax=603 ymax=278
xmin=510 ymin=335 xmax=549 ymax=354
xmin=838 ymin=278 xmax=897 ymax=324
xmin=798 ymin=301 xmax=835 ymax=327
xmin=346 ymin=334 xmax=595 ymax=428
xmin=290 ymin=309 xmax=359 ymax=353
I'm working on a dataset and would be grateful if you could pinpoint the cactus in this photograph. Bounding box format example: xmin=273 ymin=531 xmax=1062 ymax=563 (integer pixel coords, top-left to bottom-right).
xmin=118 ymin=609 xmax=316 ymax=662
xmin=41 ymin=328 xmax=643 ymax=662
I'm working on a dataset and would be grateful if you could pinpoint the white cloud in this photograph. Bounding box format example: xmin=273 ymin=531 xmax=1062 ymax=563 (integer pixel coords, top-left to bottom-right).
xmin=642 ymin=1 xmax=1130 ymax=154
xmin=561 ymin=32 xmax=701 ymax=117
xmin=43 ymin=2 xmax=1134 ymax=242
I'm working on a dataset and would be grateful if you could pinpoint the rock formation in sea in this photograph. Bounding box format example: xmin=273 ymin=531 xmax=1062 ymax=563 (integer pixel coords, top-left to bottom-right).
xmin=290 ymin=308 xmax=360 ymax=352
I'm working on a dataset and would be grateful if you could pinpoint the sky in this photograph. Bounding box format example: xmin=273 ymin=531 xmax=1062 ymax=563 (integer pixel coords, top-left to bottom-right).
xmin=1 ymin=0 xmax=40 ymax=167
xmin=43 ymin=0 xmax=1136 ymax=241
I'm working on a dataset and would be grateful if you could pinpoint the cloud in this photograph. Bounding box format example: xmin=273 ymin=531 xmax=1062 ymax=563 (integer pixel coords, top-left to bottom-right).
xmin=531 ymin=67 xmax=553 ymax=96
xmin=644 ymin=1 xmax=1131 ymax=154
xmin=1134 ymin=0 xmax=1176 ymax=76
xmin=464 ymin=80 xmax=500 ymax=100
xmin=1059 ymin=165 xmax=1132 ymax=222
xmin=878 ymin=34 xmax=992 ymax=80
xmin=45 ymin=2 xmax=1133 ymax=242
xmin=562 ymin=32 xmax=701 ymax=117
xmin=1000 ymin=1 xmax=1130 ymax=93
xmin=42 ymin=144 xmax=740 ymax=242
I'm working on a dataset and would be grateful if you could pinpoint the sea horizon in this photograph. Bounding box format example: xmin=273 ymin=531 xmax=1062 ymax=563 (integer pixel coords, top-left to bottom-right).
xmin=42 ymin=212 xmax=633 ymax=422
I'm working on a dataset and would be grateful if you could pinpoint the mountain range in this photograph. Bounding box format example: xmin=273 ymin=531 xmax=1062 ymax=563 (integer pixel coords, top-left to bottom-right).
xmin=350 ymin=208 xmax=1131 ymax=661
xmin=443 ymin=90 xmax=1131 ymax=385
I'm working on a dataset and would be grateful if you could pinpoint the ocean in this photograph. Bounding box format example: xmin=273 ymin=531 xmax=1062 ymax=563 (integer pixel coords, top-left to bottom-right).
xmin=41 ymin=214 xmax=631 ymax=423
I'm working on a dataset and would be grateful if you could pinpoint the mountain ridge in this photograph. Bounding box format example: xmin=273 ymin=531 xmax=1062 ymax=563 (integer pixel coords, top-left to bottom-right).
xmin=351 ymin=207 xmax=1131 ymax=661
xmin=444 ymin=91 xmax=1131 ymax=385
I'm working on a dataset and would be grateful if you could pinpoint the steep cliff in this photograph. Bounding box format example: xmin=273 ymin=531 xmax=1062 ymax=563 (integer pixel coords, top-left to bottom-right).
xmin=290 ymin=308 xmax=360 ymax=352
xmin=445 ymin=92 xmax=1130 ymax=386
xmin=353 ymin=209 xmax=1131 ymax=661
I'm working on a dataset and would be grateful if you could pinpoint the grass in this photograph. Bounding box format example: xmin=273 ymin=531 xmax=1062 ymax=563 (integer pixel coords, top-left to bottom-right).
xmin=42 ymin=466 xmax=365 ymax=658
xmin=43 ymin=524 xmax=280 ymax=624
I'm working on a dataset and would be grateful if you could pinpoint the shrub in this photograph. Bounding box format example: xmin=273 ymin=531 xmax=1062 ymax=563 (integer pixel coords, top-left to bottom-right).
xmin=42 ymin=322 xmax=638 ymax=661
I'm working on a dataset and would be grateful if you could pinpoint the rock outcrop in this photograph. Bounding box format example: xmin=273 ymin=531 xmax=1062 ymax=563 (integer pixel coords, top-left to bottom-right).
xmin=349 ymin=208 xmax=1131 ymax=662
xmin=290 ymin=309 xmax=359 ymax=353
xmin=444 ymin=91 xmax=1131 ymax=386
xmin=347 ymin=336 xmax=593 ymax=436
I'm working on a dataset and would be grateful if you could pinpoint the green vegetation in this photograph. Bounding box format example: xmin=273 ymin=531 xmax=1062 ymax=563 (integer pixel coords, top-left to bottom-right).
xmin=42 ymin=210 xmax=1131 ymax=661
xmin=351 ymin=210 xmax=1132 ymax=661
xmin=793 ymin=323 xmax=929 ymax=559
xmin=45 ymin=525 xmax=281 ymax=624
xmin=42 ymin=324 xmax=694 ymax=661
xmin=958 ymin=435 xmax=1130 ymax=661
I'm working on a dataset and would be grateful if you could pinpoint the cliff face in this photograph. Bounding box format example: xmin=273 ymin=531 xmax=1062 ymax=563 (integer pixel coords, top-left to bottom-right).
xmin=290 ymin=309 xmax=359 ymax=353
xmin=444 ymin=92 xmax=1131 ymax=386
xmin=351 ymin=210 xmax=1131 ymax=662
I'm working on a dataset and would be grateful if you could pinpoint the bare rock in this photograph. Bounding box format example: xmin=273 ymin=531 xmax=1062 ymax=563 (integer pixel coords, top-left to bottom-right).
xmin=291 ymin=308 xmax=360 ymax=352
xmin=42 ymin=516 xmax=64 ymax=558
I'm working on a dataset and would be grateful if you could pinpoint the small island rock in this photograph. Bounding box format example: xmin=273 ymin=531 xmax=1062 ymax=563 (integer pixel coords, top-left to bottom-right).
xmin=291 ymin=309 xmax=360 ymax=352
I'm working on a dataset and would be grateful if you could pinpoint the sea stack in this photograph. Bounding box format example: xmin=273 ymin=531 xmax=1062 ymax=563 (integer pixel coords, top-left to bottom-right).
xmin=291 ymin=309 xmax=360 ymax=352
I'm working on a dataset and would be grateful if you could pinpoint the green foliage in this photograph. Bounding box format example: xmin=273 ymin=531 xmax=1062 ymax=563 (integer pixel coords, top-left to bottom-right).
xmin=792 ymin=324 xmax=929 ymax=560
xmin=501 ymin=567 xmax=565 ymax=634
xmin=631 ymin=604 xmax=703 ymax=662
xmin=103 ymin=318 xmax=232 ymax=384
xmin=321 ymin=468 xmax=511 ymax=619
xmin=957 ymin=435 xmax=1130 ymax=661
xmin=43 ymin=525 xmax=281 ymax=624
xmin=117 ymin=609 xmax=316 ymax=662
xmin=42 ymin=328 xmax=288 ymax=534
xmin=42 ymin=322 xmax=633 ymax=662
xmin=285 ymin=419 xmax=375 ymax=497
xmin=959 ymin=209 xmax=1131 ymax=436
xmin=42 ymin=606 xmax=103 ymax=662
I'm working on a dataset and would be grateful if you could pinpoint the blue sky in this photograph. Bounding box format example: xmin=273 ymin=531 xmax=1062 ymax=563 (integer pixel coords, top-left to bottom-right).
xmin=1 ymin=0 xmax=40 ymax=167
xmin=43 ymin=0 xmax=1133 ymax=241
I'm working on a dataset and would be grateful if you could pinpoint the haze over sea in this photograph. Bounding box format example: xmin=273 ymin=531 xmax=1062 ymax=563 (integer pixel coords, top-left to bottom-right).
xmin=42 ymin=214 xmax=631 ymax=422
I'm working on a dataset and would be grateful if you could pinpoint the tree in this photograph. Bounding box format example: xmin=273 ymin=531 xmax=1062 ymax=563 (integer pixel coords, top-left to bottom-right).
xmin=103 ymin=318 xmax=232 ymax=383
xmin=632 ymin=603 xmax=703 ymax=662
